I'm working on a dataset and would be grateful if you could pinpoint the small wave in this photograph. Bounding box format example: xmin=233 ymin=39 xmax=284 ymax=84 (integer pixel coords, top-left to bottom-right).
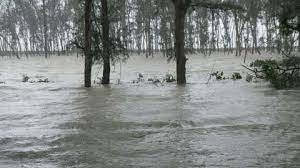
xmin=116 ymin=120 xmax=197 ymax=129
xmin=0 ymin=85 xmax=20 ymax=91
xmin=0 ymin=138 xmax=16 ymax=146
xmin=48 ymin=86 xmax=86 ymax=92
xmin=1 ymin=150 xmax=51 ymax=160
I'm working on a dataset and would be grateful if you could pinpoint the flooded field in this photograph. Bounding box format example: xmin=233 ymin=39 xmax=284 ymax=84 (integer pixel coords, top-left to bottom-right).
xmin=0 ymin=54 xmax=299 ymax=168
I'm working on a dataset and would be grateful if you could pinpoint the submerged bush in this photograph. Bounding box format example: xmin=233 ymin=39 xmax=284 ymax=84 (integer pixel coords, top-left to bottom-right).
xmin=165 ymin=74 xmax=176 ymax=83
xmin=210 ymin=71 xmax=243 ymax=81
xmin=250 ymin=57 xmax=300 ymax=89
xmin=22 ymin=74 xmax=30 ymax=82
xmin=231 ymin=72 xmax=242 ymax=80
xmin=211 ymin=71 xmax=226 ymax=80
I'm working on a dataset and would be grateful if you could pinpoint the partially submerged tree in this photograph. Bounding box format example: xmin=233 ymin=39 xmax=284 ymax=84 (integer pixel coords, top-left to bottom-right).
xmin=244 ymin=0 xmax=300 ymax=89
xmin=171 ymin=0 xmax=244 ymax=84
xmin=75 ymin=0 xmax=128 ymax=87
xmin=100 ymin=0 xmax=110 ymax=84
xmin=171 ymin=0 xmax=190 ymax=84
xmin=84 ymin=0 xmax=92 ymax=87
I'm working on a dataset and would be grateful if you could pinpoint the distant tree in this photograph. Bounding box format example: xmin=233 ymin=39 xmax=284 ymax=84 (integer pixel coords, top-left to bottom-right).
xmin=42 ymin=0 xmax=48 ymax=58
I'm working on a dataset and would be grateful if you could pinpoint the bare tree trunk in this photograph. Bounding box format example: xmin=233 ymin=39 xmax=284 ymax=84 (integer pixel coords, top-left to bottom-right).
xmin=210 ymin=10 xmax=215 ymax=53
xmin=43 ymin=0 xmax=48 ymax=58
xmin=172 ymin=0 xmax=188 ymax=84
xmin=121 ymin=0 xmax=127 ymax=50
xmin=298 ymin=35 xmax=300 ymax=52
xmin=146 ymin=16 xmax=152 ymax=57
xmin=251 ymin=18 xmax=260 ymax=54
xmin=84 ymin=0 xmax=92 ymax=87
xmin=265 ymin=12 xmax=271 ymax=51
xmin=187 ymin=10 xmax=194 ymax=53
xmin=101 ymin=0 xmax=111 ymax=84
xmin=298 ymin=17 xmax=300 ymax=52
xmin=233 ymin=12 xmax=241 ymax=56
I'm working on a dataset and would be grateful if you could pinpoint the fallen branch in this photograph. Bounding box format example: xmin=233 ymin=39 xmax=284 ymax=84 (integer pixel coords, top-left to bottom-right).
xmin=241 ymin=63 xmax=264 ymax=79
xmin=206 ymin=62 xmax=216 ymax=84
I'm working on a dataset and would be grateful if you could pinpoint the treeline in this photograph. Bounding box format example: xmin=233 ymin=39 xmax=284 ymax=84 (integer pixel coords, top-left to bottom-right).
xmin=118 ymin=0 xmax=300 ymax=57
xmin=0 ymin=0 xmax=299 ymax=58
xmin=0 ymin=0 xmax=74 ymax=57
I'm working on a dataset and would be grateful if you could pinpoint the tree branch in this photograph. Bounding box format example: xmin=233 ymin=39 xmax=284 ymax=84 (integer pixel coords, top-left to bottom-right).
xmin=191 ymin=0 xmax=245 ymax=11
xmin=242 ymin=63 xmax=264 ymax=79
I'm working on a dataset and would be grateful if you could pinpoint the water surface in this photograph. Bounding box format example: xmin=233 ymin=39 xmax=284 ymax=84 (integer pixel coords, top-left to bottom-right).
xmin=0 ymin=54 xmax=299 ymax=167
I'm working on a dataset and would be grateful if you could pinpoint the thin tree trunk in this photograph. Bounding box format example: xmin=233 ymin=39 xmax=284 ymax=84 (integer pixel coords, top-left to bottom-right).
xmin=101 ymin=0 xmax=111 ymax=84
xmin=43 ymin=0 xmax=48 ymax=58
xmin=233 ymin=12 xmax=241 ymax=56
xmin=298 ymin=17 xmax=300 ymax=52
xmin=211 ymin=10 xmax=215 ymax=53
xmin=187 ymin=10 xmax=194 ymax=53
xmin=84 ymin=0 xmax=93 ymax=87
xmin=121 ymin=0 xmax=127 ymax=50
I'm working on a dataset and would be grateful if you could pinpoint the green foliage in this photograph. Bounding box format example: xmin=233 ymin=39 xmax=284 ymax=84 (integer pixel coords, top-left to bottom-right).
xmin=250 ymin=58 xmax=300 ymax=89
xmin=210 ymin=71 xmax=243 ymax=81
xmin=278 ymin=7 xmax=300 ymax=36
xmin=211 ymin=71 xmax=226 ymax=80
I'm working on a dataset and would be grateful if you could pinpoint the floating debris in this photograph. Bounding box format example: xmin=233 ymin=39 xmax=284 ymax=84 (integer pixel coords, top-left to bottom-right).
xmin=246 ymin=74 xmax=254 ymax=82
xmin=22 ymin=74 xmax=50 ymax=83
xmin=165 ymin=74 xmax=176 ymax=83
xmin=211 ymin=71 xmax=226 ymax=80
xmin=231 ymin=72 xmax=242 ymax=80
xmin=22 ymin=74 xmax=30 ymax=82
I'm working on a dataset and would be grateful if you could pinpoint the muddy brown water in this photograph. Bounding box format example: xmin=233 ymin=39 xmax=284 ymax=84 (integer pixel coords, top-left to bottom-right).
xmin=0 ymin=54 xmax=299 ymax=167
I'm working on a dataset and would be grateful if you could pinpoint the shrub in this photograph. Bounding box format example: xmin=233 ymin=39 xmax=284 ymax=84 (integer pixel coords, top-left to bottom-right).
xmin=250 ymin=57 xmax=300 ymax=89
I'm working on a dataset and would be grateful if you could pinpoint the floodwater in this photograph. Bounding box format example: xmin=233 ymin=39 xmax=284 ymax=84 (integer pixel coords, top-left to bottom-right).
xmin=0 ymin=53 xmax=299 ymax=168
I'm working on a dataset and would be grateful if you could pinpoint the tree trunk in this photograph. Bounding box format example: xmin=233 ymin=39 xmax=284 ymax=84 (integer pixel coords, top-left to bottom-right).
xmin=121 ymin=0 xmax=127 ymax=50
xmin=101 ymin=0 xmax=111 ymax=84
xmin=265 ymin=12 xmax=271 ymax=51
xmin=298 ymin=16 xmax=300 ymax=52
xmin=43 ymin=0 xmax=48 ymax=58
xmin=84 ymin=0 xmax=93 ymax=87
xmin=211 ymin=10 xmax=215 ymax=53
xmin=233 ymin=12 xmax=241 ymax=56
xmin=251 ymin=18 xmax=260 ymax=54
xmin=298 ymin=34 xmax=300 ymax=52
xmin=187 ymin=10 xmax=194 ymax=53
xmin=172 ymin=0 xmax=188 ymax=84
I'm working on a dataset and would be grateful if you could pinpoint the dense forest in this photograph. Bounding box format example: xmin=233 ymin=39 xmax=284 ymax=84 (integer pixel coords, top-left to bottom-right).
xmin=0 ymin=0 xmax=299 ymax=86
